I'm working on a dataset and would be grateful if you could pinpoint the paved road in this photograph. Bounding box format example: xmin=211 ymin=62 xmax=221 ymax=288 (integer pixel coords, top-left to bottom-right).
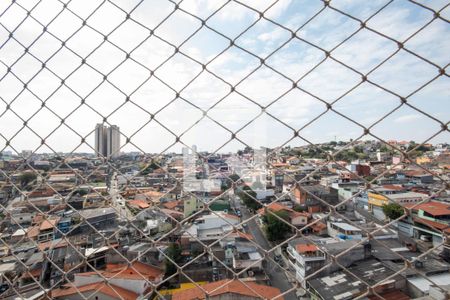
xmin=109 ymin=172 xmax=132 ymax=220
xmin=240 ymin=204 xmax=297 ymax=300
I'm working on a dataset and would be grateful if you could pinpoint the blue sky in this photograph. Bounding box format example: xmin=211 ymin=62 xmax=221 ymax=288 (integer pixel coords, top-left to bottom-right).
xmin=0 ymin=0 xmax=448 ymax=155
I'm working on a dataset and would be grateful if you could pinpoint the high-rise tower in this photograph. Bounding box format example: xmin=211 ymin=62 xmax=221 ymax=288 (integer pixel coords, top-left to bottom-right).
xmin=107 ymin=125 xmax=120 ymax=158
xmin=95 ymin=124 xmax=120 ymax=158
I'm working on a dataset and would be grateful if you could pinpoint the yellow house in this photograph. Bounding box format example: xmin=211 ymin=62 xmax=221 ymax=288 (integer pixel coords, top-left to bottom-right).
xmin=368 ymin=191 xmax=427 ymax=212
xmin=416 ymin=156 xmax=431 ymax=165
xmin=368 ymin=192 xmax=388 ymax=210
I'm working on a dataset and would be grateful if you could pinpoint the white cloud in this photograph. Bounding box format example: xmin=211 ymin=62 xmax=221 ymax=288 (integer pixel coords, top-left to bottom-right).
xmin=0 ymin=0 xmax=449 ymax=153
xmin=394 ymin=114 xmax=422 ymax=123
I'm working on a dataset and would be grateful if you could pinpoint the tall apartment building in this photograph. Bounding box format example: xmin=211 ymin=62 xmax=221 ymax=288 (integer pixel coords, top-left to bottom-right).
xmin=95 ymin=124 xmax=120 ymax=158
xmin=107 ymin=125 xmax=120 ymax=159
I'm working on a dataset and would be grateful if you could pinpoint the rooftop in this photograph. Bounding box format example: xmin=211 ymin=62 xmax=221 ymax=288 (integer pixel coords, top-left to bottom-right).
xmin=409 ymin=201 xmax=450 ymax=216
xmin=331 ymin=222 xmax=362 ymax=232
xmin=52 ymin=282 xmax=138 ymax=300
xmin=172 ymin=279 xmax=283 ymax=300
xmin=296 ymin=244 xmax=319 ymax=254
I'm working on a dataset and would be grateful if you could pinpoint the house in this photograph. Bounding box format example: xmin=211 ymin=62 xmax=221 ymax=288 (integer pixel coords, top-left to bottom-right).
xmin=292 ymin=184 xmax=337 ymax=213
xmin=172 ymin=279 xmax=283 ymax=300
xmin=403 ymin=201 xmax=450 ymax=247
xmin=183 ymin=196 xmax=205 ymax=217
xmin=52 ymin=282 xmax=138 ymax=300
xmin=127 ymin=199 xmax=150 ymax=210
xmin=286 ymin=240 xmax=325 ymax=285
xmin=231 ymin=241 xmax=263 ymax=271
xmin=258 ymin=202 xmax=310 ymax=227
xmin=293 ymin=184 xmax=330 ymax=205
xmin=368 ymin=191 xmax=428 ymax=221
xmin=347 ymin=163 xmax=371 ymax=177
xmin=182 ymin=212 xmax=240 ymax=245
xmin=327 ymin=222 xmax=363 ymax=240
xmin=308 ymin=259 xmax=405 ymax=300
xmin=287 ymin=156 xmax=300 ymax=165
xmin=73 ymin=261 xmax=164 ymax=295
xmin=74 ymin=207 xmax=117 ymax=233
xmin=37 ymin=217 xmax=60 ymax=242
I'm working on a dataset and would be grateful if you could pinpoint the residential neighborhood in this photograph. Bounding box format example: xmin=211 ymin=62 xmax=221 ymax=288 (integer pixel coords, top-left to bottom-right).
xmin=0 ymin=139 xmax=449 ymax=299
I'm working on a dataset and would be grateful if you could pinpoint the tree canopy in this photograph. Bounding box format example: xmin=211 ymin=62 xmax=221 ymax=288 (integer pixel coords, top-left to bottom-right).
xmin=239 ymin=185 xmax=261 ymax=211
xmin=19 ymin=172 xmax=37 ymax=188
xmin=264 ymin=210 xmax=291 ymax=242
xmin=165 ymin=243 xmax=182 ymax=276
xmin=382 ymin=202 xmax=404 ymax=220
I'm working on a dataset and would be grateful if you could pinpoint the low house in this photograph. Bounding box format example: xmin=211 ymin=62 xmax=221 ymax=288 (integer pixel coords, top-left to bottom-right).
xmin=327 ymin=222 xmax=363 ymax=240
xmin=406 ymin=201 xmax=450 ymax=247
xmin=73 ymin=261 xmax=164 ymax=295
xmin=258 ymin=202 xmax=310 ymax=227
xmin=182 ymin=212 xmax=240 ymax=245
xmin=231 ymin=241 xmax=263 ymax=271
xmin=368 ymin=191 xmax=428 ymax=221
xmin=309 ymin=259 xmax=405 ymax=300
xmin=52 ymin=282 xmax=138 ymax=300
xmin=172 ymin=279 xmax=283 ymax=300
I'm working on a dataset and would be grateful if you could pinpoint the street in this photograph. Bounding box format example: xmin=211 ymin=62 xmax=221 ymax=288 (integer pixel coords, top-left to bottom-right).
xmin=109 ymin=172 xmax=133 ymax=220
xmin=239 ymin=200 xmax=297 ymax=300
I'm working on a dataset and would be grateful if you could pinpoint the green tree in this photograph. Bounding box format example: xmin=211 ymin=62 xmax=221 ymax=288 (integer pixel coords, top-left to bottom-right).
xmin=165 ymin=243 xmax=182 ymax=276
xmin=239 ymin=185 xmax=261 ymax=211
xmin=75 ymin=188 xmax=89 ymax=196
xmin=19 ymin=172 xmax=37 ymax=188
xmin=264 ymin=210 xmax=291 ymax=242
xmin=382 ymin=203 xmax=404 ymax=220
xmin=293 ymin=204 xmax=306 ymax=212
xmin=141 ymin=160 xmax=160 ymax=175
xmin=229 ymin=173 xmax=240 ymax=183
xmin=221 ymin=173 xmax=241 ymax=191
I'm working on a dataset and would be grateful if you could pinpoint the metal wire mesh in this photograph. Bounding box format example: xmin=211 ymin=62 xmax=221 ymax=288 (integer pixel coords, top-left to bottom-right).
xmin=0 ymin=0 xmax=449 ymax=299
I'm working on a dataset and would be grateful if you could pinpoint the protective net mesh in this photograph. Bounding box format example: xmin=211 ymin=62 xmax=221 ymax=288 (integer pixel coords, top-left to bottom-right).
xmin=0 ymin=0 xmax=449 ymax=299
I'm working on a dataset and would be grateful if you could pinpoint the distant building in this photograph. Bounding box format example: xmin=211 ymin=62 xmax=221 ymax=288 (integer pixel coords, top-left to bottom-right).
xmin=95 ymin=124 xmax=107 ymax=157
xmin=107 ymin=125 xmax=120 ymax=158
xmin=95 ymin=124 xmax=120 ymax=158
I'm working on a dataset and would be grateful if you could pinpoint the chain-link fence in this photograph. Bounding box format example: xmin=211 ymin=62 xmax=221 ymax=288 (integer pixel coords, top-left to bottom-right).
xmin=0 ymin=0 xmax=449 ymax=299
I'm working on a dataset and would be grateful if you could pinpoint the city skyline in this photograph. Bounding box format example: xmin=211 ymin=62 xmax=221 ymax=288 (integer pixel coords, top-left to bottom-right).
xmin=0 ymin=0 xmax=448 ymax=155
xmin=0 ymin=1 xmax=449 ymax=299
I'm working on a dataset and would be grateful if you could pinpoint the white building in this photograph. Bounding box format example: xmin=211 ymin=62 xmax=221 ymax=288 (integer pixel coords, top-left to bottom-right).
xmin=327 ymin=222 xmax=363 ymax=240
xmin=184 ymin=212 xmax=240 ymax=241
xmin=286 ymin=241 xmax=325 ymax=286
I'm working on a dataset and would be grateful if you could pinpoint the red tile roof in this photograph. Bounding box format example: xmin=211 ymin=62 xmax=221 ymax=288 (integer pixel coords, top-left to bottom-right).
xmin=311 ymin=222 xmax=327 ymax=232
xmin=127 ymin=199 xmax=150 ymax=209
xmin=39 ymin=218 xmax=60 ymax=231
xmin=411 ymin=201 xmax=450 ymax=216
xmin=413 ymin=217 xmax=449 ymax=232
xmin=105 ymin=261 xmax=163 ymax=279
xmin=382 ymin=185 xmax=404 ymax=191
xmin=52 ymin=282 xmax=138 ymax=300
xmin=172 ymin=279 xmax=282 ymax=300
xmin=258 ymin=202 xmax=289 ymax=215
xmin=296 ymin=244 xmax=318 ymax=253
xmin=162 ymin=200 xmax=180 ymax=210
xmin=76 ymin=261 xmax=164 ymax=282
